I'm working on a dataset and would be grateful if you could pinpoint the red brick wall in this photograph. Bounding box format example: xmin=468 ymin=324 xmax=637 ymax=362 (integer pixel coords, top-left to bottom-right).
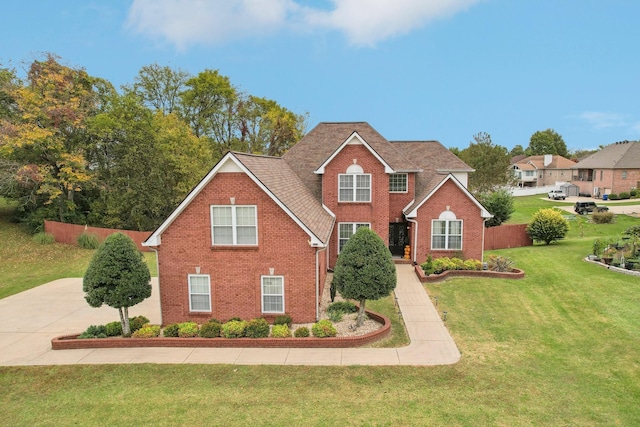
xmin=322 ymin=144 xmax=390 ymax=267
xmin=44 ymin=220 xmax=152 ymax=252
xmin=156 ymin=172 xmax=319 ymax=325
xmin=389 ymin=173 xmax=414 ymax=221
xmin=412 ymin=179 xmax=485 ymax=263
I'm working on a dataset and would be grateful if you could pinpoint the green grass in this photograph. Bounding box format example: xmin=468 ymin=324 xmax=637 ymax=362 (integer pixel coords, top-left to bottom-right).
xmin=1 ymin=196 xmax=640 ymax=425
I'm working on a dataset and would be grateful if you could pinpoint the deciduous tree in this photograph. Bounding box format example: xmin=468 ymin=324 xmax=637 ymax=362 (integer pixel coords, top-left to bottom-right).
xmin=458 ymin=132 xmax=513 ymax=194
xmin=478 ymin=189 xmax=514 ymax=227
xmin=527 ymin=129 xmax=568 ymax=157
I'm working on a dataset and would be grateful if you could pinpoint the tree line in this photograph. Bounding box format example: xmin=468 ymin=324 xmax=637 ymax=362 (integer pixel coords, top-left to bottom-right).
xmin=0 ymin=55 xmax=307 ymax=231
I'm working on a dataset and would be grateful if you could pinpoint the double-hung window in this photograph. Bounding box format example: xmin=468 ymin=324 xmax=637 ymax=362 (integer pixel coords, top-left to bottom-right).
xmin=389 ymin=173 xmax=407 ymax=193
xmin=261 ymin=276 xmax=284 ymax=313
xmin=188 ymin=274 xmax=211 ymax=312
xmin=339 ymin=173 xmax=371 ymax=202
xmin=431 ymin=216 xmax=462 ymax=250
xmin=338 ymin=223 xmax=370 ymax=253
xmin=211 ymin=205 xmax=257 ymax=245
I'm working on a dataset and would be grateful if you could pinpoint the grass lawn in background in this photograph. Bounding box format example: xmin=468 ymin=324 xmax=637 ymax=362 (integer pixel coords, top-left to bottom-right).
xmin=0 ymin=195 xmax=639 ymax=425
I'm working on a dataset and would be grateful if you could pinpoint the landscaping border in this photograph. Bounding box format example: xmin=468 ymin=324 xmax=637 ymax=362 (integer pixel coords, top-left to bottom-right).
xmin=414 ymin=265 xmax=525 ymax=283
xmin=51 ymin=310 xmax=391 ymax=350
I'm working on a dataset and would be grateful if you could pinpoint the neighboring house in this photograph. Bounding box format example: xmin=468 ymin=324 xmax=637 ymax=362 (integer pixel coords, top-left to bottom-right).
xmin=511 ymin=155 xmax=577 ymax=187
xmin=143 ymin=122 xmax=491 ymax=325
xmin=571 ymin=140 xmax=640 ymax=197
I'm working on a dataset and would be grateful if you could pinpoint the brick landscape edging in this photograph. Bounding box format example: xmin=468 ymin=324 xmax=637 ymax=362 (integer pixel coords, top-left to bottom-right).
xmin=414 ymin=264 xmax=525 ymax=283
xmin=51 ymin=310 xmax=391 ymax=350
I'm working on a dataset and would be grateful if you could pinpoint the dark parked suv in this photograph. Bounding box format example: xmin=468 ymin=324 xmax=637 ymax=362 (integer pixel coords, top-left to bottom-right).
xmin=574 ymin=201 xmax=609 ymax=215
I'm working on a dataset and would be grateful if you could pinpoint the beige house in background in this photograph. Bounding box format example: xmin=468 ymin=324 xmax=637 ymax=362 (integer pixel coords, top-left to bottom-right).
xmin=571 ymin=141 xmax=640 ymax=197
xmin=511 ymin=155 xmax=577 ymax=187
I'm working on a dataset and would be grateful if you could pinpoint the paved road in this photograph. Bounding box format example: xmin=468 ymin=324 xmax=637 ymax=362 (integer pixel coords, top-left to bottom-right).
xmin=0 ymin=265 xmax=461 ymax=366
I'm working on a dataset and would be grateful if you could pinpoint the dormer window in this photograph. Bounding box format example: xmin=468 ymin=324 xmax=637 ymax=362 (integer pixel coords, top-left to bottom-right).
xmin=339 ymin=164 xmax=371 ymax=202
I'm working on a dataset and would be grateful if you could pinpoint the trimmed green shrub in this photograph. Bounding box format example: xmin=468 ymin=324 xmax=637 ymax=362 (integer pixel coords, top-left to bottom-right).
xmin=526 ymin=208 xmax=570 ymax=245
xmin=163 ymin=323 xmax=180 ymax=337
xmin=77 ymin=232 xmax=100 ymax=249
xmin=630 ymin=189 xmax=637 ymax=198
xmin=619 ymin=192 xmax=630 ymax=199
xmin=177 ymin=321 xmax=199 ymax=338
xmin=132 ymin=325 xmax=161 ymax=338
xmin=592 ymin=211 xmax=615 ymax=224
xmin=130 ymin=315 xmax=150 ymax=333
xmin=32 ymin=232 xmax=55 ymax=245
xmin=608 ymin=193 xmax=619 ymax=200
xmin=327 ymin=301 xmax=357 ymax=314
xmin=221 ymin=320 xmax=247 ymax=338
xmin=463 ymin=259 xmax=483 ymax=270
xmin=105 ymin=321 xmax=123 ymax=337
xmin=227 ymin=317 xmax=242 ymax=322
xmin=78 ymin=324 xmax=107 ymax=339
xmin=270 ymin=324 xmax=291 ymax=338
xmin=199 ymin=321 xmax=222 ymax=338
xmin=312 ymin=319 xmax=337 ymax=338
xmin=274 ymin=314 xmax=292 ymax=327
xmin=294 ymin=326 xmax=310 ymax=338
xmin=421 ymin=255 xmax=435 ymax=275
xmin=245 ymin=318 xmax=270 ymax=338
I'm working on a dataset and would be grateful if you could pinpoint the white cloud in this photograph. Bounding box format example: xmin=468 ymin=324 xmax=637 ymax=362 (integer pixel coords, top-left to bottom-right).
xmin=126 ymin=0 xmax=480 ymax=48
xmin=575 ymin=111 xmax=628 ymax=130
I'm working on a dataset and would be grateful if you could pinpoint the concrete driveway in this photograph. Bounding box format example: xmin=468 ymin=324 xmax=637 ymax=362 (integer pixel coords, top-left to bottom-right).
xmin=0 ymin=265 xmax=461 ymax=366
xmin=542 ymin=196 xmax=640 ymax=216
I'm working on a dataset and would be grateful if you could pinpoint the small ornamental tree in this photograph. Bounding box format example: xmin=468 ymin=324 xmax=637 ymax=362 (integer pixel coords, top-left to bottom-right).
xmin=526 ymin=208 xmax=570 ymax=245
xmin=333 ymin=227 xmax=396 ymax=328
xmin=83 ymin=233 xmax=151 ymax=336
xmin=478 ymin=189 xmax=515 ymax=227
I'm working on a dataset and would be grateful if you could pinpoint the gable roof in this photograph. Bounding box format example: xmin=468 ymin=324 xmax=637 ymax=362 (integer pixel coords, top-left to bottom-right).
xmin=391 ymin=140 xmax=475 ymax=213
xmin=573 ymin=141 xmax=640 ymax=169
xmin=283 ymin=122 xmax=420 ymax=200
xmin=143 ymin=152 xmax=335 ymax=248
xmin=514 ymin=155 xmax=576 ymax=169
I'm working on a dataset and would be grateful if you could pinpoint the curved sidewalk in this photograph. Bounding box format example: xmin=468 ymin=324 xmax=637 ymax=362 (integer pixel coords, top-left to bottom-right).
xmin=0 ymin=265 xmax=460 ymax=366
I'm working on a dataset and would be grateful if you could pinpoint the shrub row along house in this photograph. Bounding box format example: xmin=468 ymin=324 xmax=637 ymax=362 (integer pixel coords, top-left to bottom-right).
xmin=143 ymin=122 xmax=492 ymax=325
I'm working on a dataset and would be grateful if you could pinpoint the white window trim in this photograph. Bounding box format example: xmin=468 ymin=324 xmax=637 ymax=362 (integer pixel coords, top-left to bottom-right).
xmin=188 ymin=274 xmax=211 ymax=312
xmin=338 ymin=222 xmax=370 ymax=254
xmin=338 ymin=173 xmax=371 ymax=202
xmin=261 ymin=275 xmax=285 ymax=314
xmin=210 ymin=205 xmax=258 ymax=246
xmin=431 ymin=219 xmax=463 ymax=250
xmin=389 ymin=173 xmax=408 ymax=193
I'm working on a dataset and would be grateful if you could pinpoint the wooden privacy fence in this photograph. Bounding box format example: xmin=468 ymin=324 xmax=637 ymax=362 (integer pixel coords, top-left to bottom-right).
xmin=44 ymin=220 xmax=153 ymax=252
xmin=484 ymin=223 xmax=532 ymax=250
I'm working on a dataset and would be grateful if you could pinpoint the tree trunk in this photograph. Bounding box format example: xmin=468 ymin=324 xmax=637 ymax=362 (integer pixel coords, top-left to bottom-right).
xmin=356 ymin=298 xmax=367 ymax=328
xmin=119 ymin=307 xmax=131 ymax=336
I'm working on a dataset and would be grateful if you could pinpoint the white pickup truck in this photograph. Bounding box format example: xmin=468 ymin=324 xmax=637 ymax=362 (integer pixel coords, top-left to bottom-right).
xmin=547 ymin=189 xmax=567 ymax=200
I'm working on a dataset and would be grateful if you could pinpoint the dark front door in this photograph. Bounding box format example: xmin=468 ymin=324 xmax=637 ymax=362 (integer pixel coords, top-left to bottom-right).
xmin=389 ymin=223 xmax=409 ymax=256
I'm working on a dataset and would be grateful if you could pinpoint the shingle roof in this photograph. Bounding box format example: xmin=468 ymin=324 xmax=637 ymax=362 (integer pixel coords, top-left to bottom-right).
xmin=514 ymin=155 xmax=576 ymax=169
xmin=390 ymin=140 xmax=474 ymax=212
xmin=233 ymin=152 xmax=335 ymax=245
xmin=283 ymin=122 xmax=420 ymax=199
xmin=573 ymin=141 xmax=640 ymax=169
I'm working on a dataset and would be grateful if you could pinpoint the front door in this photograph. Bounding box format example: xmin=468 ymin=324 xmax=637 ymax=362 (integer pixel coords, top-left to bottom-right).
xmin=388 ymin=223 xmax=409 ymax=256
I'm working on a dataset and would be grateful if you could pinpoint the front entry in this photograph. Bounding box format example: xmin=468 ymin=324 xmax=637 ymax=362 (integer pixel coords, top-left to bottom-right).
xmin=388 ymin=222 xmax=409 ymax=257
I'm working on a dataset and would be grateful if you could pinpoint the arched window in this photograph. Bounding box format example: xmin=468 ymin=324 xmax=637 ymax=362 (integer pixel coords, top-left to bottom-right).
xmin=339 ymin=163 xmax=371 ymax=202
xmin=431 ymin=210 xmax=462 ymax=250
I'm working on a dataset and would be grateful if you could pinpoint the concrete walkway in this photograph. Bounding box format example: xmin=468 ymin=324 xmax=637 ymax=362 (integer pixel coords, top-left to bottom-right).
xmin=0 ymin=265 xmax=460 ymax=366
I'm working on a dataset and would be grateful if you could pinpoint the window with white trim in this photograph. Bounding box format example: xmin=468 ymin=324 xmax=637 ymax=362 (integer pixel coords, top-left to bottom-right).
xmin=338 ymin=171 xmax=371 ymax=202
xmin=389 ymin=173 xmax=407 ymax=193
xmin=210 ymin=205 xmax=257 ymax=245
xmin=431 ymin=211 xmax=462 ymax=250
xmin=261 ymin=276 xmax=284 ymax=313
xmin=338 ymin=223 xmax=370 ymax=253
xmin=188 ymin=274 xmax=211 ymax=312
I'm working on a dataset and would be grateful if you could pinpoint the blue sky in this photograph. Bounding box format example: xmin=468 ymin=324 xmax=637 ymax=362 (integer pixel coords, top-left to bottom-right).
xmin=2 ymin=0 xmax=639 ymax=152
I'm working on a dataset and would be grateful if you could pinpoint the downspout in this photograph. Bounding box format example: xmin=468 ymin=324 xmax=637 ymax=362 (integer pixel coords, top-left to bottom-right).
xmin=407 ymin=218 xmax=418 ymax=264
xmin=149 ymin=247 xmax=163 ymax=326
xmin=315 ymin=246 xmax=327 ymax=322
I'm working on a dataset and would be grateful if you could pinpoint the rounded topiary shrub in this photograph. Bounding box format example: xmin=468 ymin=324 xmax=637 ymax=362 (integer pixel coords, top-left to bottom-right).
xmin=608 ymin=193 xmax=619 ymax=200
xmin=132 ymin=325 xmax=161 ymax=338
xmin=199 ymin=321 xmax=222 ymax=338
xmin=221 ymin=320 xmax=247 ymax=338
xmin=619 ymin=192 xmax=630 ymax=200
xmin=105 ymin=320 xmax=123 ymax=337
xmin=294 ymin=326 xmax=310 ymax=338
xmin=245 ymin=318 xmax=270 ymax=338
xmin=274 ymin=314 xmax=292 ymax=327
xmin=526 ymin=208 xmax=569 ymax=245
xmin=270 ymin=324 xmax=291 ymax=338
xmin=312 ymin=320 xmax=337 ymax=338
xmin=130 ymin=315 xmax=150 ymax=333
xmin=78 ymin=324 xmax=107 ymax=339
xmin=177 ymin=321 xmax=199 ymax=338
xmin=163 ymin=323 xmax=180 ymax=337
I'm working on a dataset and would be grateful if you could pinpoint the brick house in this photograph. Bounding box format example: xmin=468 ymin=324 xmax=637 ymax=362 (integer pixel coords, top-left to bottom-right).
xmin=143 ymin=122 xmax=491 ymax=325
xmin=511 ymin=155 xmax=577 ymax=187
xmin=571 ymin=140 xmax=640 ymax=197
